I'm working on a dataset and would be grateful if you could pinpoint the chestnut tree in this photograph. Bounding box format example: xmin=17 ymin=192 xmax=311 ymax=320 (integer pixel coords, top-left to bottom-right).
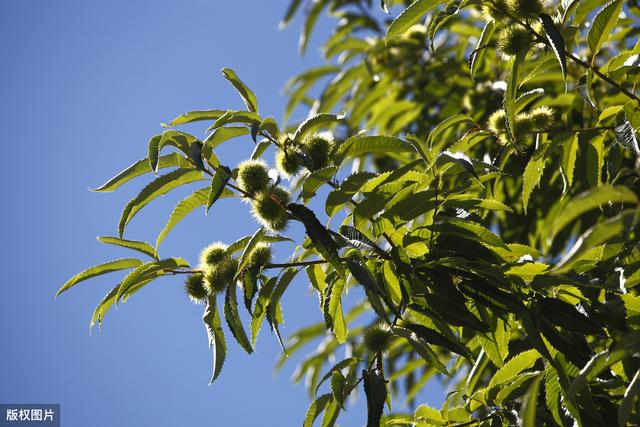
xmin=58 ymin=0 xmax=640 ymax=425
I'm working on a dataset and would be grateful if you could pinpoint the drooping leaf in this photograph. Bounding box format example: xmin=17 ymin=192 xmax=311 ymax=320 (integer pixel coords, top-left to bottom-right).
xmin=118 ymin=168 xmax=205 ymax=238
xmin=299 ymin=0 xmax=325 ymax=55
xmin=391 ymin=326 xmax=449 ymax=375
xmin=148 ymin=130 xmax=199 ymax=173
xmin=487 ymin=350 xmax=541 ymax=392
xmin=294 ymin=112 xmax=344 ymax=141
xmin=163 ymin=109 xmax=226 ymax=127
xmin=221 ymin=68 xmax=259 ymax=113
xmin=224 ymin=282 xmax=253 ymax=354
xmin=203 ymin=295 xmax=227 ymax=384
xmin=520 ymin=377 xmax=543 ymax=427
xmin=56 ymin=258 xmax=143 ymax=297
xmin=587 ymin=0 xmax=623 ymax=57
xmin=91 ymin=153 xmax=190 ymax=193
xmin=234 ymin=227 xmax=266 ymax=282
xmin=302 ymin=166 xmax=337 ymax=202
xmin=89 ymin=284 xmax=120 ymax=331
xmin=266 ymin=268 xmax=300 ymax=353
xmin=304 ymin=394 xmax=333 ymax=427
xmin=504 ymin=53 xmax=524 ymax=141
xmin=250 ymin=276 xmax=278 ymax=346
xmin=539 ymin=14 xmax=567 ymax=89
xmin=206 ymin=110 xmax=262 ymax=132
xmin=335 ymin=135 xmax=415 ymax=165
xmin=156 ymin=187 xmax=232 ymax=250
xmin=97 ymin=236 xmax=158 ymax=260
xmin=315 ymin=357 xmax=360 ymax=396
xmin=386 ymin=0 xmax=442 ymax=42
xmin=614 ymin=120 xmax=640 ymax=156
xmin=115 ymin=257 xmax=189 ymax=302
xmin=363 ymin=369 xmax=387 ymax=427
xmin=206 ymin=167 xmax=232 ymax=214
xmin=618 ymin=368 xmax=640 ymax=427
xmin=549 ymin=185 xmax=638 ymax=242
xmin=470 ymin=20 xmax=495 ymax=80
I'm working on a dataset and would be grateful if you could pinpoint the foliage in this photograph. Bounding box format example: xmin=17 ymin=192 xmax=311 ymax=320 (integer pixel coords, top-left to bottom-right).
xmin=59 ymin=0 xmax=640 ymax=425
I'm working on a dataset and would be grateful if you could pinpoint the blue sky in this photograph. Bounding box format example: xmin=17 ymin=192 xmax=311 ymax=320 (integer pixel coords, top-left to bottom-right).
xmin=0 ymin=1 xmax=440 ymax=425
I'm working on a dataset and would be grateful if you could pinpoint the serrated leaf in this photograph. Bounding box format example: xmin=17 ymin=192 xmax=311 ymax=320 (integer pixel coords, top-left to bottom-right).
xmin=587 ymin=0 xmax=623 ymax=57
xmin=614 ymin=120 xmax=640 ymax=156
xmin=294 ymin=112 xmax=344 ymax=141
xmin=345 ymin=259 xmax=384 ymax=296
xmin=202 ymin=127 xmax=250 ymax=161
xmin=149 ymin=130 xmax=199 ymax=173
xmin=203 ymin=295 xmax=227 ymax=384
xmin=118 ymin=168 xmax=204 ymax=238
xmin=488 ymin=350 xmax=541 ymax=392
xmin=522 ymin=135 xmax=550 ymax=214
xmin=577 ymin=73 xmax=597 ymax=109
xmin=115 ymin=257 xmax=189 ymax=302
xmin=386 ymin=0 xmax=442 ymax=42
xmin=302 ymin=166 xmax=337 ymax=202
xmin=206 ymin=110 xmax=262 ymax=132
xmin=97 ymin=236 xmax=157 ymax=260
xmin=539 ymin=14 xmax=567 ymax=89
xmin=304 ymin=394 xmax=333 ymax=427
xmin=504 ymin=53 xmax=524 ymax=141
xmin=560 ymin=133 xmax=579 ymax=190
xmin=339 ymin=225 xmax=386 ymax=256
xmin=315 ymin=357 xmax=360 ymax=396
xmin=164 ymin=109 xmax=226 ymax=127
xmin=224 ymin=283 xmax=253 ymax=354
xmin=392 ymin=326 xmax=449 ymax=375
xmin=56 ymin=258 xmax=143 ymax=297
xmin=221 ymin=68 xmax=259 ymax=113
xmin=326 ymin=278 xmax=347 ymax=343
xmin=250 ymin=276 xmax=277 ymax=346
xmin=156 ymin=187 xmax=231 ymax=250
xmin=363 ymin=369 xmax=387 ymax=427
xmin=89 ymin=284 xmax=120 ymax=331
xmin=404 ymin=323 xmax=470 ymax=357
xmin=618 ymin=368 xmax=640 ymax=427
xmin=235 ymin=227 xmax=266 ymax=282
xmin=289 ymin=203 xmax=345 ymax=278
xmin=544 ymin=363 xmax=564 ymax=427
xmin=550 ymin=185 xmax=638 ymax=242
xmin=266 ymin=268 xmax=300 ymax=353
xmin=335 ymin=135 xmax=415 ymax=165
xmin=206 ymin=167 xmax=232 ymax=214
xmin=520 ymin=377 xmax=543 ymax=427
xmin=91 ymin=153 xmax=190 ymax=193
xmin=470 ymin=20 xmax=495 ymax=80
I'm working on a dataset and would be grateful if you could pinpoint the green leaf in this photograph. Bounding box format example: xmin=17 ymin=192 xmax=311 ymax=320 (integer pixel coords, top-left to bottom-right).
xmin=391 ymin=326 xmax=449 ymax=375
xmin=235 ymin=227 xmax=266 ymax=281
xmin=315 ymin=357 xmax=360 ymax=396
xmin=206 ymin=110 xmax=262 ymax=132
xmin=89 ymin=284 xmax=120 ymax=331
xmin=91 ymin=153 xmax=190 ymax=193
xmin=618 ymin=368 xmax=640 ymax=427
xmin=488 ymin=350 xmax=541 ymax=391
xmin=163 ymin=109 xmax=226 ymax=127
xmin=149 ymin=130 xmax=199 ymax=173
xmin=520 ymin=377 xmax=543 ymax=427
xmin=302 ymin=166 xmax=337 ymax=202
xmin=470 ymin=20 xmax=495 ymax=80
xmin=504 ymin=53 xmax=524 ymax=141
xmin=221 ymin=68 xmax=259 ymax=113
xmin=404 ymin=323 xmax=470 ymax=357
xmin=299 ymin=0 xmax=325 ymax=55
xmin=289 ymin=203 xmax=345 ymax=278
xmin=544 ymin=363 xmax=564 ymax=427
xmin=118 ymin=169 xmax=204 ymax=237
xmin=335 ymin=135 xmax=415 ymax=165
xmin=266 ymin=267 xmax=300 ymax=352
xmin=386 ymin=0 xmax=442 ymax=42
xmin=156 ymin=187 xmax=231 ymax=250
xmin=294 ymin=112 xmax=344 ymax=141
xmin=560 ymin=133 xmax=579 ymax=190
xmin=56 ymin=258 xmax=143 ymax=297
xmin=522 ymin=135 xmax=550 ymax=214
xmin=203 ymin=126 xmax=250 ymax=156
xmin=280 ymin=0 xmax=303 ymax=28
xmin=203 ymin=295 xmax=227 ymax=384
xmin=614 ymin=120 xmax=640 ymax=156
xmin=251 ymin=276 xmax=277 ymax=346
xmin=304 ymin=394 xmax=333 ymax=427
xmin=549 ymin=185 xmax=638 ymax=242
xmin=539 ymin=14 xmax=567 ymax=89
xmin=224 ymin=283 xmax=253 ymax=354
xmin=587 ymin=0 xmax=623 ymax=57
xmin=97 ymin=236 xmax=157 ymax=260
xmin=206 ymin=167 xmax=232 ymax=214
xmin=363 ymin=369 xmax=387 ymax=427
xmin=116 ymin=257 xmax=189 ymax=302
xmin=325 ymin=278 xmax=348 ymax=343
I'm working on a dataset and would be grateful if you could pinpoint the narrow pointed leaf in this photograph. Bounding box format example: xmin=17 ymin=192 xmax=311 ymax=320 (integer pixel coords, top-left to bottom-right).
xmin=539 ymin=14 xmax=567 ymax=89
xmin=221 ymin=68 xmax=259 ymax=113
xmin=363 ymin=369 xmax=387 ymax=427
xmin=56 ymin=258 xmax=143 ymax=297
xmin=206 ymin=167 xmax=232 ymax=214
xmin=118 ymin=169 xmax=204 ymax=237
xmin=97 ymin=236 xmax=157 ymax=260
xmin=224 ymin=283 xmax=253 ymax=354
xmin=293 ymin=112 xmax=344 ymax=141
xmin=587 ymin=0 xmax=623 ymax=56
xmin=203 ymin=295 xmax=227 ymax=383
xmin=386 ymin=0 xmax=442 ymax=42
xmin=115 ymin=257 xmax=189 ymax=302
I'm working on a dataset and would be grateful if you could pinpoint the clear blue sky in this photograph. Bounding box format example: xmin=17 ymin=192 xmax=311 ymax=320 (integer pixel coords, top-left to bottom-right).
xmin=0 ymin=1 xmax=440 ymax=426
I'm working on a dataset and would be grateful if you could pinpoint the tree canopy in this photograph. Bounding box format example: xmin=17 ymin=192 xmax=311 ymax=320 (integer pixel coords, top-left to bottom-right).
xmin=59 ymin=0 xmax=640 ymax=425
